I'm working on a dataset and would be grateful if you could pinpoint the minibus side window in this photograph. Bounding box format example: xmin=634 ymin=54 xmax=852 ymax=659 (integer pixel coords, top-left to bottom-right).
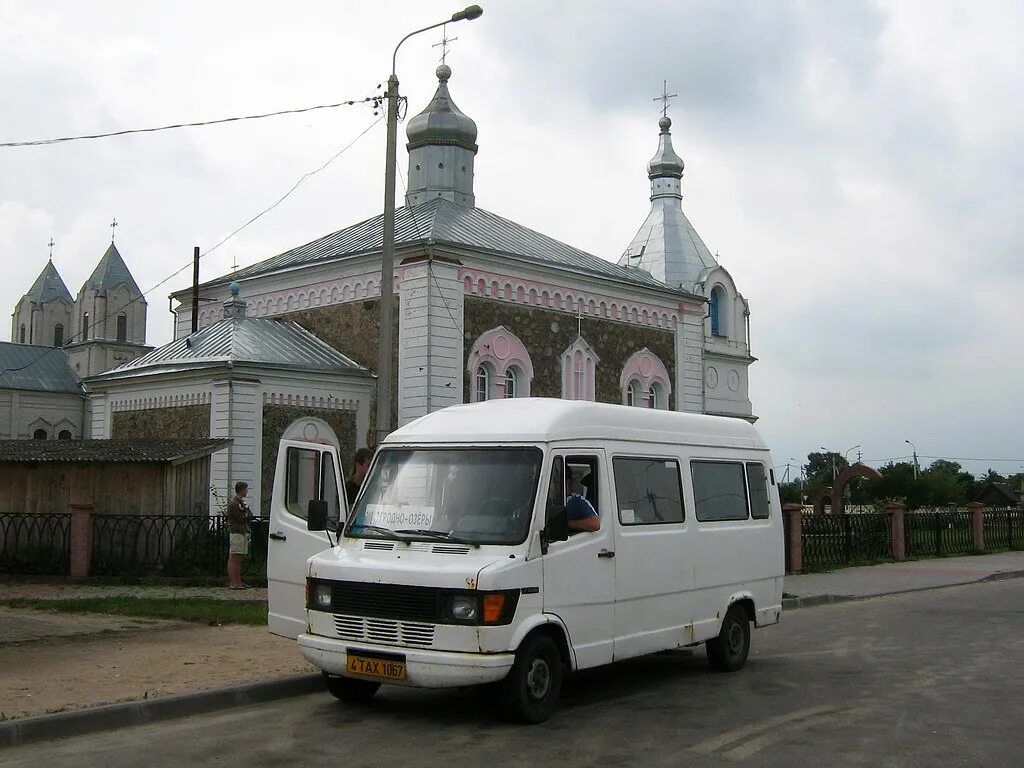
xmin=613 ymin=457 xmax=685 ymax=525
xmin=746 ymin=462 xmax=770 ymax=520
xmin=691 ymin=460 xmax=749 ymax=522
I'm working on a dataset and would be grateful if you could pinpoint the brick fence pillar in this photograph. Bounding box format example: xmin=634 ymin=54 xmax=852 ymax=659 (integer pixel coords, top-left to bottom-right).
xmin=887 ymin=502 xmax=907 ymax=561
xmin=69 ymin=503 xmax=94 ymax=580
xmin=783 ymin=504 xmax=803 ymax=574
xmin=967 ymin=501 xmax=985 ymax=552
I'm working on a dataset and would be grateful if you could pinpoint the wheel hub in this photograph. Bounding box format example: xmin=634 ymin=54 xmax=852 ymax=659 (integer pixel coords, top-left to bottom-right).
xmin=726 ymin=622 xmax=744 ymax=655
xmin=526 ymin=658 xmax=551 ymax=700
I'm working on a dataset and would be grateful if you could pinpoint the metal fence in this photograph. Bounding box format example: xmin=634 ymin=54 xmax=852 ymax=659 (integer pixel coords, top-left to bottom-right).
xmin=0 ymin=513 xmax=71 ymax=575
xmin=90 ymin=515 xmax=269 ymax=582
xmin=905 ymin=510 xmax=975 ymax=558
xmin=801 ymin=512 xmax=892 ymax=569
xmin=982 ymin=508 xmax=1024 ymax=551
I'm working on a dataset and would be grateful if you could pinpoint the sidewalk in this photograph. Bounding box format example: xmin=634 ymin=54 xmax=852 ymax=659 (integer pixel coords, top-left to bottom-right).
xmin=783 ymin=551 xmax=1024 ymax=608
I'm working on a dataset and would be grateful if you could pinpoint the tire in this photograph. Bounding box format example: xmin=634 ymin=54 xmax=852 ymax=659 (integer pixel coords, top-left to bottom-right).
xmin=706 ymin=604 xmax=751 ymax=672
xmin=323 ymin=672 xmax=381 ymax=703
xmin=500 ymin=634 xmax=563 ymax=723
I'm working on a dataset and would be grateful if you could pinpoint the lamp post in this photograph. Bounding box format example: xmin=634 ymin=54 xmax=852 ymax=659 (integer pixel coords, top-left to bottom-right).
xmin=905 ymin=439 xmax=919 ymax=480
xmin=790 ymin=457 xmax=804 ymax=502
xmin=844 ymin=444 xmax=861 ymax=464
xmin=374 ymin=4 xmax=484 ymax=446
xmin=820 ymin=446 xmax=836 ymax=481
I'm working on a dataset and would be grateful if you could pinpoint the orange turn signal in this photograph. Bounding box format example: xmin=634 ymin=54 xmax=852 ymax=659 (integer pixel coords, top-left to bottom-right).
xmin=482 ymin=593 xmax=506 ymax=623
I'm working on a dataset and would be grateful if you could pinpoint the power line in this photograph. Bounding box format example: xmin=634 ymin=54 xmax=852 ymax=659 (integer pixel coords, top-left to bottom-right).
xmin=0 ymin=114 xmax=383 ymax=379
xmin=0 ymin=96 xmax=383 ymax=148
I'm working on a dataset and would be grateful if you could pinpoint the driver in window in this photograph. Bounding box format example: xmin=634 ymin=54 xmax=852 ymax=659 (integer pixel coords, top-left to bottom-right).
xmin=565 ymin=466 xmax=600 ymax=532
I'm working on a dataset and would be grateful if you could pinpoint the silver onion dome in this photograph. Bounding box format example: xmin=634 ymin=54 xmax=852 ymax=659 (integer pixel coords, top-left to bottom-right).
xmin=646 ymin=116 xmax=684 ymax=179
xmin=406 ymin=64 xmax=478 ymax=152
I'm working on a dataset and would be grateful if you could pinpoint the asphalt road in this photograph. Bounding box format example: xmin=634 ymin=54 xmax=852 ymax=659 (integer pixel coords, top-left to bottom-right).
xmin=6 ymin=580 xmax=1023 ymax=767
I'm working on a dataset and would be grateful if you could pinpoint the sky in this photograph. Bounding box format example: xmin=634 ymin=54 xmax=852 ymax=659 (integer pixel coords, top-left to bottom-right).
xmin=1 ymin=0 xmax=1021 ymax=479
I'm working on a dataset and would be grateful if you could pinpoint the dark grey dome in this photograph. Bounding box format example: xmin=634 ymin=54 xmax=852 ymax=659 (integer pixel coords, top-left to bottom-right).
xmin=406 ymin=65 xmax=478 ymax=152
xmin=646 ymin=116 xmax=684 ymax=179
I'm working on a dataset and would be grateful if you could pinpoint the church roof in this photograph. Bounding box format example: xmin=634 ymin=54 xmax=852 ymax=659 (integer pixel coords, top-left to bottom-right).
xmin=0 ymin=342 xmax=83 ymax=394
xmin=21 ymin=261 xmax=73 ymax=306
xmin=85 ymin=243 xmax=142 ymax=296
xmin=406 ymin=64 xmax=478 ymax=152
xmin=90 ymin=316 xmax=370 ymax=381
xmin=201 ymin=197 xmax=679 ymax=295
xmin=621 ymin=200 xmax=719 ymax=290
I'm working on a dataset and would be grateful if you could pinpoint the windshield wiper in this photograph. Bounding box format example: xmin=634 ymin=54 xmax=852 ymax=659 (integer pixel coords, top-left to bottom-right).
xmin=345 ymin=523 xmax=405 ymax=541
xmin=394 ymin=529 xmax=477 ymax=546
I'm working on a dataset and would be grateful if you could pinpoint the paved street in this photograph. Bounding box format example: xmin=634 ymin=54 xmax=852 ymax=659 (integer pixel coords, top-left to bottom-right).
xmin=6 ymin=579 xmax=1023 ymax=767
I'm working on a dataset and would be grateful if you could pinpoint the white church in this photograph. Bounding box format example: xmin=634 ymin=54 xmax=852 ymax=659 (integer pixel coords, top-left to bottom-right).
xmin=13 ymin=62 xmax=755 ymax=515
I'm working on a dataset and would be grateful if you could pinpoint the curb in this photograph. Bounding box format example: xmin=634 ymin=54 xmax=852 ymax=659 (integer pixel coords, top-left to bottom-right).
xmin=0 ymin=673 xmax=324 ymax=749
xmin=782 ymin=568 xmax=1024 ymax=611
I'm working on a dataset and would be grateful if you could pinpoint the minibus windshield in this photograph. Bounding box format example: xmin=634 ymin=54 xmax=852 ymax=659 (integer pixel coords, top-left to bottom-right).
xmin=345 ymin=447 xmax=543 ymax=546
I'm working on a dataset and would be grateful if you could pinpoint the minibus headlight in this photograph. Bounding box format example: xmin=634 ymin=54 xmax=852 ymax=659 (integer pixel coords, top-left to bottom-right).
xmin=314 ymin=583 xmax=333 ymax=609
xmin=450 ymin=595 xmax=478 ymax=622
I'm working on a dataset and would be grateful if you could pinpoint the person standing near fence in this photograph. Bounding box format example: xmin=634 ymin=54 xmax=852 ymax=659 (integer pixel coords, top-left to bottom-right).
xmin=226 ymin=481 xmax=253 ymax=589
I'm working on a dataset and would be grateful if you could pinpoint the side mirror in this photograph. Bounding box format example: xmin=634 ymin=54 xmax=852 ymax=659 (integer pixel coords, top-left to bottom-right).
xmin=545 ymin=505 xmax=569 ymax=545
xmin=307 ymin=500 xmax=329 ymax=531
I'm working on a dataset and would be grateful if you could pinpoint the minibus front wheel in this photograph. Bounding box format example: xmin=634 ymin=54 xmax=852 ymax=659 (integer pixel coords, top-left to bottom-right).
xmin=500 ymin=634 xmax=563 ymax=723
xmin=706 ymin=605 xmax=751 ymax=672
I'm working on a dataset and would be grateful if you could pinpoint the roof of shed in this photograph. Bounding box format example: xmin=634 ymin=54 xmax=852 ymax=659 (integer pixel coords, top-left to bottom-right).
xmin=0 ymin=439 xmax=230 ymax=464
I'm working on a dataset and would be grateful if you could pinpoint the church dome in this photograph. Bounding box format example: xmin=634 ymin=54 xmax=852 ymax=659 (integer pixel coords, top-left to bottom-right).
xmin=647 ymin=116 xmax=685 ymax=179
xmin=406 ymin=64 xmax=478 ymax=152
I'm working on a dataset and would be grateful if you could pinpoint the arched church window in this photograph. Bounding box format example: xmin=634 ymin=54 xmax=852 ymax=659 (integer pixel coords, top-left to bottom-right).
xmin=117 ymin=314 xmax=128 ymax=342
xmin=58 ymin=430 xmax=72 ymax=440
xmin=710 ymin=286 xmax=726 ymax=337
xmin=33 ymin=428 xmax=47 ymax=440
xmin=561 ymin=337 xmax=598 ymax=401
xmin=19 ymin=324 xmax=26 ymax=343
xmin=620 ymin=349 xmax=672 ymax=410
xmin=474 ymin=365 xmax=491 ymax=402
xmin=53 ymin=324 xmax=64 ymax=347
xmin=504 ymin=367 xmax=519 ymax=399
xmin=626 ymin=380 xmax=639 ymax=407
xmin=467 ymin=327 xmax=533 ymax=401
xmin=82 ymin=312 xmax=90 ymax=341
xmin=648 ymin=383 xmax=662 ymax=409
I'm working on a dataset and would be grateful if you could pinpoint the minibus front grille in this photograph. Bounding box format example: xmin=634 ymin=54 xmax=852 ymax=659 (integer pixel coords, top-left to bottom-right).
xmin=333 ymin=614 xmax=435 ymax=648
xmin=329 ymin=581 xmax=444 ymax=622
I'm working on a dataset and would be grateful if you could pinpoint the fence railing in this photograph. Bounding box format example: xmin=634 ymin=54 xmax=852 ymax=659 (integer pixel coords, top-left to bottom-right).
xmin=982 ymin=508 xmax=1024 ymax=551
xmin=904 ymin=510 xmax=975 ymax=558
xmin=0 ymin=513 xmax=71 ymax=575
xmin=802 ymin=513 xmax=891 ymax=570
xmin=90 ymin=515 xmax=269 ymax=581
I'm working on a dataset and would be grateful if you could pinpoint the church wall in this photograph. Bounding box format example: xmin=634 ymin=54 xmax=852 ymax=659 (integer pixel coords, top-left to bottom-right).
xmin=0 ymin=390 xmax=84 ymax=439
xmin=260 ymin=404 xmax=357 ymax=517
xmin=284 ymin=299 xmax=400 ymax=430
xmin=463 ymin=297 xmax=676 ymax=408
xmin=111 ymin=404 xmax=212 ymax=440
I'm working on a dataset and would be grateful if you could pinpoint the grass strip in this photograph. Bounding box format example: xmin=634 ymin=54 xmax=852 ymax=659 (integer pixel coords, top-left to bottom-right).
xmin=0 ymin=596 xmax=268 ymax=625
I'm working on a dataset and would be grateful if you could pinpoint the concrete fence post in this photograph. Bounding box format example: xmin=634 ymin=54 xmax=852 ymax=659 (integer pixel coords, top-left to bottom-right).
xmin=887 ymin=502 xmax=907 ymax=561
xmin=69 ymin=503 xmax=94 ymax=580
xmin=783 ymin=504 xmax=803 ymax=574
xmin=967 ymin=501 xmax=985 ymax=552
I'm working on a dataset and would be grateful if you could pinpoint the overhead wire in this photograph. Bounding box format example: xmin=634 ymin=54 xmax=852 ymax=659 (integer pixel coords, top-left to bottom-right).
xmin=0 ymin=112 xmax=384 ymax=379
xmin=0 ymin=97 xmax=383 ymax=148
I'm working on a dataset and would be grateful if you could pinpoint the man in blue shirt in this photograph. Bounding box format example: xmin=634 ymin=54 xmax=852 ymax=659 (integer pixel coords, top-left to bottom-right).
xmin=565 ymin=466 xmax=600 ymax=532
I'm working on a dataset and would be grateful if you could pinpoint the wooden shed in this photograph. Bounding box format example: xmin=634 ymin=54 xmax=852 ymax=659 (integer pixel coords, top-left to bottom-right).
xmin=0 ymin=439 xmax=231 ymax=517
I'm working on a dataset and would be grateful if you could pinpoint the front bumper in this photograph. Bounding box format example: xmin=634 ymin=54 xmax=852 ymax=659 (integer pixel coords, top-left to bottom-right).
xmin=298 ymin=632 xmax=515 ymax=688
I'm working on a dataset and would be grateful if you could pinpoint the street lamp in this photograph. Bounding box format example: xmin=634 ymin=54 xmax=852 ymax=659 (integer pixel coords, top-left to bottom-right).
xmin=905 ymin=439 xmax=919 ymax=480
xmin=844 ymin=444 xmax=861 ymax=464
xmin=375 ymin=5 xmax=484 ymax=446
xmin=820 ymin=446 xmax=836 ymax=481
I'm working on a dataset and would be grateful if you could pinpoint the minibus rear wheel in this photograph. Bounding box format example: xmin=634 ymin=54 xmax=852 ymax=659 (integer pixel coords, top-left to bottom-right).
xmin=500 ymin=634 xmax=563 ymax=723
xmin=323 ymin=672 xmax=381 ymax=702
xmin=706 ymin=605 xmax=750 ymax=672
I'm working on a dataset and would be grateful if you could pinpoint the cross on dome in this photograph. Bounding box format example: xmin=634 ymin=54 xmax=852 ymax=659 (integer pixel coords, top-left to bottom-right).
xmin=110 ymin=217 xmax=118 ymax=242
xmin=653 ymin=80 xmax=678 ymax=119
xmin=48 ymin=237 xmax=55 ymax=259
xmin=432 ymin=24 xmax=457 ymax=65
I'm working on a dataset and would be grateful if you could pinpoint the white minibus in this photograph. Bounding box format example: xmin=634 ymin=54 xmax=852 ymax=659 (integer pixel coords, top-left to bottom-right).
xmin=268 ymin=399 xmax=784 ymax=722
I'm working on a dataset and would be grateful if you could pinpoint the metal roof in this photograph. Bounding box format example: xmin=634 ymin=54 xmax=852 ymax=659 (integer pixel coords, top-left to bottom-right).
xmin=387 ymin=398 xmax=767 ymax=448
xmin=0 ymin=438 xmax=230 ymax=464
xmin=0 ymin=342 xmax=83 ymax=394
xmin=194 ymin=198 xmax=680 ymax=295
xmin=85 ymin=243 xmax=142 ymax=295
xmin=90 ymin=316 xmax=370 ymax=381
xmin=20 ymin=261 xmax=74 ymax=306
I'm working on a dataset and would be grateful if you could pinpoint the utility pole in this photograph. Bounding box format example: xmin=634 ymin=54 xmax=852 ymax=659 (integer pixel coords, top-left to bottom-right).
xmin=191 ymin=246 xmax=200 ymax=334
xmin=905 ymin=439 xmax=919 ymax=480
xmin=373 ymin=5 xmax=483 ymax=447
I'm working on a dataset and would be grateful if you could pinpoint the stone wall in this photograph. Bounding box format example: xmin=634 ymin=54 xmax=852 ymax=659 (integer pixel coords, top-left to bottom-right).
xmin=111 ymin=404 xmax=211 ymax=440
xmin=463 ymin=297 xmax=676 ymax=407
xmin=260 ymin=405 xmax=357 ymax=516
xmin=285 ymin=300 xmax=399 ymax=430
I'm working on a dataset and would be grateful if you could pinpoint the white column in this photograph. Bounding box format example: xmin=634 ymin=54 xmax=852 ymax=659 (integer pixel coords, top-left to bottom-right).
xmin=676 ymin=302 xmax=705 ymax=413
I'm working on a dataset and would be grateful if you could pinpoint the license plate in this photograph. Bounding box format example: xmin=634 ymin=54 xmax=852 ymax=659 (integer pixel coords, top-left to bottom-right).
xmin=346 ymin=653 xmax=407 ymax=681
